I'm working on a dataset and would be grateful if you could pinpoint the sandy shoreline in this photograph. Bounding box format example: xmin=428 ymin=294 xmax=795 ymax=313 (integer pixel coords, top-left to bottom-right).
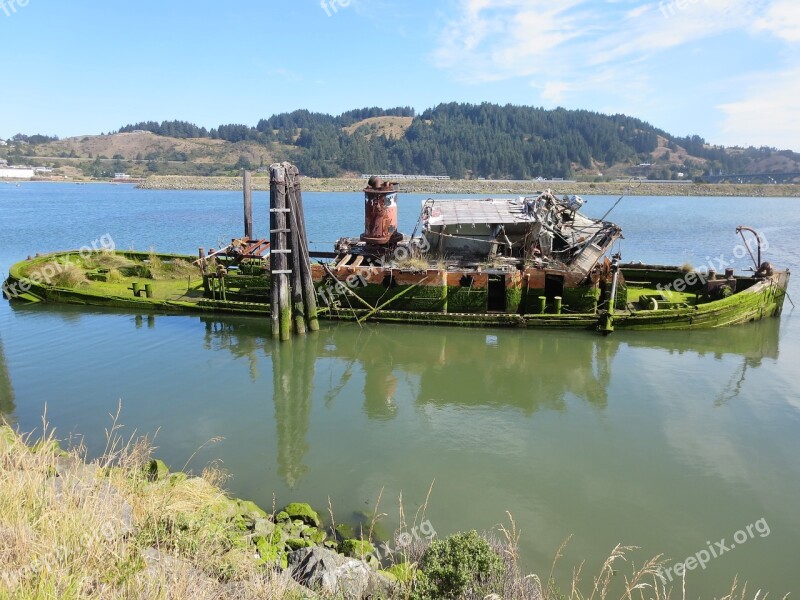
xmin=136 ymin=175 xmax=800 ymax=197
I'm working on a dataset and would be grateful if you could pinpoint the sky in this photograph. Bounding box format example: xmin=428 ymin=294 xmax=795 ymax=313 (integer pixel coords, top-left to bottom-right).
xmin=0 ymin=0 xmax=798 ymax=149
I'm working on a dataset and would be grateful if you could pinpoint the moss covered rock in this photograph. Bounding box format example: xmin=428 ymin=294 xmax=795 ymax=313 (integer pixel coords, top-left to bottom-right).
xmin=307 ymin=528 xmax=327 ymax=545
xmin=254 ymin=535 xmax=287 ymax=568
xmin=281 ymin=502 xmax=321 ymax=527
xmin=31 ymin=438 xmax=68 ymax=457
xmin=237 ymin=499 xmax=267 ymax=520
xmin=145 ymin=458 xmax=169 ymax=482
xmin=339 ymin=538 xmax=375 ymax=558
xmin=253 ymin=517 xmax=276 ymax=537
xmin=286 ymin=537 xmax=313 ymax=551
xmin=335 ymin=522 xmax=356 ymax=540
xmin=0 ymin=425 xmax=17 ymax=451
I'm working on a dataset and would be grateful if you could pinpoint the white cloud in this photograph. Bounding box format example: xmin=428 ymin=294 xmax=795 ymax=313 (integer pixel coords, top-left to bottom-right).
xmin=539 ymin=81 xmax=575 ymax=105
xmin=431 ymin=0 xmax=799 ymax=147
xmin=716 ymin=69 xmax=800 ymax=148
xmin=433 ymin=0 xmax=765 ymax=84
xmin=752 ymin=0 xmax=800 ymax=41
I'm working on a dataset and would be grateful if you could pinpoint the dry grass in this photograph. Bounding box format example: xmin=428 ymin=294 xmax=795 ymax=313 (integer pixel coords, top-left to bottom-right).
xmin=144 ymin=251 xmax=199 ymax=281
xmin=27 ymin=261 xmax=88 ymax=289
xmin=342 ymin=116 xmax=415 ymax=140
xmin=535 ymin=538 xmax=789 ymax=600
xmin=106 ymin=268 xmax=124 ymax=284
xmin=394 ymin=255 xmax=430 ymax=272
xmin=0 ymin=413 xmax=311 ymax=600
xmin=359 ymin=487 xmax=782 ymax=600
xmin=83 ymin=252 xmax=134 ymax=271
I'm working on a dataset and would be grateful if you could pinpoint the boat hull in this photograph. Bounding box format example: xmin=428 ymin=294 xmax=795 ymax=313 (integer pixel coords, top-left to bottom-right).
xmin=3 ymin=251 xmax=790 ymax=332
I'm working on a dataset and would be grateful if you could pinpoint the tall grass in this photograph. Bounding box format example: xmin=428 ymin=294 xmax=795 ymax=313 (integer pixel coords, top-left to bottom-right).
xmin=27 ymin=261 xmax=88 ymax=289
xmin=83 ymin=252 xmax=134 ymax=271
xmin=0 ymin=414 xmax=308 ymax=600
xmin=144 ymin=251 xmax=198 ymax=280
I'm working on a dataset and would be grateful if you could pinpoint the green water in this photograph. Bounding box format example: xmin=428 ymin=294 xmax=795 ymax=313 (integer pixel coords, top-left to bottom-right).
xmin=1 ymin=184 xmax=799 ymax=595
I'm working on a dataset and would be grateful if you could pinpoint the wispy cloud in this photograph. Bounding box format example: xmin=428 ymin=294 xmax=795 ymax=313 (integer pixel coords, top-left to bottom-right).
xmin=432 ymin=0 xmax=799 ymax=147
xmin=433 ymin=0 xmax=764 ymax=82
xmin=716 ymin=68 xmax=800 ymax=149
xmin=752 ymin=0 xmax=800 ymax=41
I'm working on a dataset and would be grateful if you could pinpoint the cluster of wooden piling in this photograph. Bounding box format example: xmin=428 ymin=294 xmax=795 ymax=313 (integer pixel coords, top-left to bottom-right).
xmin=269 ymin=163 xmax=319 ymax=341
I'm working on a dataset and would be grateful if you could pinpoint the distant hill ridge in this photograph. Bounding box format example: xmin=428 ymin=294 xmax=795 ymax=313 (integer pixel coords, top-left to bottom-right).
xmin=8 ymin=104 xmax=800 ymax=180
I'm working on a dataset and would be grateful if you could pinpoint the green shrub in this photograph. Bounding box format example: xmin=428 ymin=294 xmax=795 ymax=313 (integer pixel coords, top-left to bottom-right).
xmin=412 ymin=530 xmax=503 ymax=599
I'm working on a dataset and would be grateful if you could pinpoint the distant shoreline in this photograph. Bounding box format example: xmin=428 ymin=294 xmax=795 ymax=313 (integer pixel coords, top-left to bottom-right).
xmin=136 ymin=175 xmax=800 ymax=197
xmin=8 ymin=176 xmax=799 ymax=197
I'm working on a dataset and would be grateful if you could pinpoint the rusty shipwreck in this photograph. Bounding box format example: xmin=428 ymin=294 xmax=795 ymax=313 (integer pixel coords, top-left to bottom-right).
xmin=3 ymin=171 xmax=790 ymax=335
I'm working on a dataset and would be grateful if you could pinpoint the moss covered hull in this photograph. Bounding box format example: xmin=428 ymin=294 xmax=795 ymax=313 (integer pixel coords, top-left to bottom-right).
xmin=3 ymin=251 xmax=789 ymax=332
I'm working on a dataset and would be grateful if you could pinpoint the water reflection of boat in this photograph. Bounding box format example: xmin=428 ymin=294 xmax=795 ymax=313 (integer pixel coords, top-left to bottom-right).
xmin=620 ymin=316 xmax=780 ymax=365
xmin=3 ymin=300 xmax=780 ymax=488
xmin=193 ymin=315 xmax=781 ymax=486
xmin=0 ymin=337 xmax=16 ymax=424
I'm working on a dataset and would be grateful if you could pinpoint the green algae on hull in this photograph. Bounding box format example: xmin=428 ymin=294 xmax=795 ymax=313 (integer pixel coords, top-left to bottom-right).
xmin=2 ymin=250 xmax=789 ymax=332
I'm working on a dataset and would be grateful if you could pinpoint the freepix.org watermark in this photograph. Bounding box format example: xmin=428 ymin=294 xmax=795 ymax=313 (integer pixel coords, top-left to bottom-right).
xmin=2 ymin=234 xmax=116 ymax=299
xmin=316 ymin=235 xmax=432 ymax=308
xmin=658 ymin=0 xmax=706 ymax=19
xmin=656 ymin=231 xmax=769 ymax=295
xmin=657 ymin=517 xmax=771 ymax=583
xmin=371 ymin=519 xmax=436 ymax=562
xmin=320 ymin=0 xmax=351 ymax=17
xmin=1 ymin=0 xmax=30 ymax=18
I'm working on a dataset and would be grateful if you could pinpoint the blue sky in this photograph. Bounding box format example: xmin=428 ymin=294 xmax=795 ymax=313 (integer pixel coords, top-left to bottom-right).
xmin=1 ymin=0 xmax=798 ymax=149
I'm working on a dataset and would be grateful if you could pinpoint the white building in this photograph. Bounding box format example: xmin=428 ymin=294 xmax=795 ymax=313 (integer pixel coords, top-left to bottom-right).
xmin=0 ymin=140 xmax=7 ymax=146
xmin=0 ymin=167 xmax=35 ymax=179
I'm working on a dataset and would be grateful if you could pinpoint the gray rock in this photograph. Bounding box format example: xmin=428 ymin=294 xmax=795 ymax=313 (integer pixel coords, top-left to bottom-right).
xmin=47 ymin=460 xmax=134 ymax=539
xmin=288 ymin=546 xmax=371 ymax=599
xmin=366 ymin=570 xmax=399 ymax=599
xmin=253 ymin=517 xmax=276 ymax=537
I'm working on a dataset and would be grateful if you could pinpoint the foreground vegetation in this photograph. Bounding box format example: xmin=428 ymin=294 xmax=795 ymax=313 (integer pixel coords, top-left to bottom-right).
xmin=0 ymin=419 xmax=786 ymax=599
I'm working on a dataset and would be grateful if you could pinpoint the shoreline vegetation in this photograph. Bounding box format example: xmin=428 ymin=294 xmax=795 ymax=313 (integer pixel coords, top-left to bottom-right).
xmin=135 ymin=176 xmax=800 ymax=197
xmin=0 ymin=419 xmax=780 ymax=600
xmin=9 ymin=176 xmax=799 ymax=196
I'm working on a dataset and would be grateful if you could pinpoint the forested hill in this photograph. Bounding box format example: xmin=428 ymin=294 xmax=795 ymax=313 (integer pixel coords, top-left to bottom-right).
xmin=9 ymin=104 xmax=799 ymax=181
xmin=115 ymin=103 xmax=798 ymax=180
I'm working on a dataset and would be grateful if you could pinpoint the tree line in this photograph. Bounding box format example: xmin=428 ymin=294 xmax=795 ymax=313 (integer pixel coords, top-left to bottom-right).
xmin=106 ymin=103 xmax=795 ymax=179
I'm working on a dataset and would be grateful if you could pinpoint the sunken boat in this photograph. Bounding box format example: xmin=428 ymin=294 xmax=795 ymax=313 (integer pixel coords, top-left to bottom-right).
xmin=3 ymin=172 xmax=790 ymax=334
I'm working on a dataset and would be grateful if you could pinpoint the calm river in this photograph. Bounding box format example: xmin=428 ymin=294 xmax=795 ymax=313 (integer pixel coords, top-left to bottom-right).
xmin=1 ymin=183 xmax=799 ymax=595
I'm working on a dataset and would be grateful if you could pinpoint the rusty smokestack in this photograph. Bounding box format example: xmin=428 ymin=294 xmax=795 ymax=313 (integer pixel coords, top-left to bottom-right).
xmin=361 ymin=176 xmax=402 ymax=246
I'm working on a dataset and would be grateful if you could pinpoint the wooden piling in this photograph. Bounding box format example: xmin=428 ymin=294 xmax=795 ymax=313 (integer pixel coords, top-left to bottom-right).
xmin=286 ymin=184 xmax=307 ymax=336
xmin=243 ymin=170 xmax=253 ymax=239
xmin=270 ymin=164 xmax=292 ymax=341
xmin=269 ymin=162 xmax=318 ymax=340
xmin=287 ymin=164 xmax=319 ymax=332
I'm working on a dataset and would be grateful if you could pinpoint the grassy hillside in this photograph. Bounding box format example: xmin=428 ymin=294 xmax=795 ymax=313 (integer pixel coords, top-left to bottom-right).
xmin=342 ymin=116 xmax=414 ymax=140
xmin=8 ymin=132 xmax=295 ymax=179
xmin=4 ymin=103 xmax=800 ymax=182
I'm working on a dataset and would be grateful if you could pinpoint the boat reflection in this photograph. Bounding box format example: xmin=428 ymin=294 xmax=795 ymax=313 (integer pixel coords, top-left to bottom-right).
xmin=0 ymin=336 xmax=15 ymax=424
xmin=196 ymin=316 xmax=781 ymax=487
xmin=2 ymin=303 xmax=782 ymax=490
